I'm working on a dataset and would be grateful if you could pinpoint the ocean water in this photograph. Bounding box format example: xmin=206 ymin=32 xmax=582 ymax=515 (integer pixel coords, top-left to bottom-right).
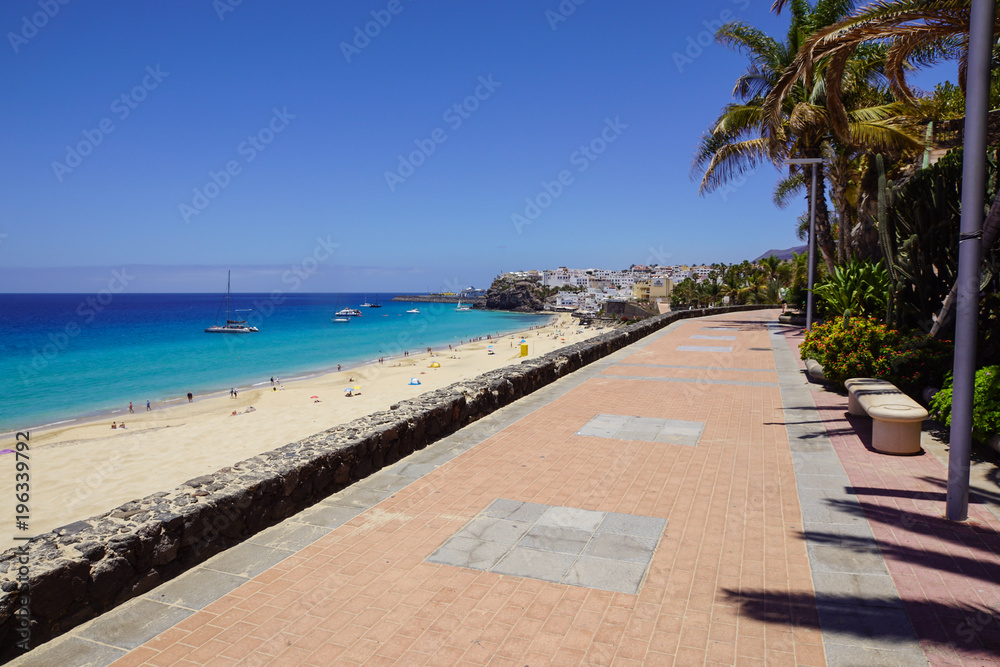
xmin=0 ymin=293 xmax=552 ymax=433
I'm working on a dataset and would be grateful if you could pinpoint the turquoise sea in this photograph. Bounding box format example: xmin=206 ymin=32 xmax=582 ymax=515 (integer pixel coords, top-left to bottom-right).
xmin=0 ymin=293 xmax=552 ymax=434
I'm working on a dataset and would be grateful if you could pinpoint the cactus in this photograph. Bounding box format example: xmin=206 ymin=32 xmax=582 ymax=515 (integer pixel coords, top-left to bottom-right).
xmin=842 ymin=309 xmax=851 ymax=329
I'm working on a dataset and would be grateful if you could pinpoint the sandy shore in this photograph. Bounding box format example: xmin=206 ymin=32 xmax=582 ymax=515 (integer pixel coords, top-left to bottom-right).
xmin=0 ymin=314 xmax=608 ymax=553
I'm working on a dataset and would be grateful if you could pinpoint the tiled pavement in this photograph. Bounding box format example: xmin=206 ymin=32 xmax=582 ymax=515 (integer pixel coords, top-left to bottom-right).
xmin=13 ymin=310 xmax=1000 ymax=665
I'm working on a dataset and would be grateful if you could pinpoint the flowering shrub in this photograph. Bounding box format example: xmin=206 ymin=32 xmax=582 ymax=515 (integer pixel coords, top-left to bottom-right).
xmin=800 ymin=317 xmax=953 ymax=397
xmin=929 ymin=366 xmax=1000 ymax=443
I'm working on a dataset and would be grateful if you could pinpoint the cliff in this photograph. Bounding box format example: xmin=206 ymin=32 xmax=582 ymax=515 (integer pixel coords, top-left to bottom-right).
xmin=484 ymin=279 xmax=545 ymax=312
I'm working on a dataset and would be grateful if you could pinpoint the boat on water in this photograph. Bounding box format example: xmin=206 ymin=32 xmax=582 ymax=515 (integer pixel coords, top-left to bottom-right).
xmin=331 ymin=317 xmax=351 ymax=323
xmin=360 ymin=295 xmax=382 ymax=308
xmin=406 ymin=308 xmax=420 ymax=314
xmin=455 ymin=300 xmax=471 ymax=311
xmin=336 ymin=307 xmax=363 ymax=317
xmin=205 ymin=271 xmax=258 ymax=333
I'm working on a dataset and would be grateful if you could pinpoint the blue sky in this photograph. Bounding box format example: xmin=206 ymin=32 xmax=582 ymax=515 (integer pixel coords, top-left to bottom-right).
xmin=0 ymin=1 xmax=953 ymax=293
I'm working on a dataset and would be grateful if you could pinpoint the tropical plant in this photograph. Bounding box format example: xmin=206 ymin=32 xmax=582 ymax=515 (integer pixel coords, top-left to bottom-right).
xmin=930 ymin=366 xmax=1000 ymax=444
xmin=694 ymin=1 xmax=922 ymax=273
xmin=810 ymin=258 xmax=890 ymax=319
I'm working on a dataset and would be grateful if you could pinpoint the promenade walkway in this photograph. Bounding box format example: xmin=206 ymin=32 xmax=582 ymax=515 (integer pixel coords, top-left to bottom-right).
xmin=14 ymin=310 xmax=1000 ymax=666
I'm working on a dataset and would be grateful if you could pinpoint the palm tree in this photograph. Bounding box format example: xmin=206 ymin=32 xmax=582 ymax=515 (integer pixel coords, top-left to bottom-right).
xmin=694 ymin=1 xmax=923 ymax=272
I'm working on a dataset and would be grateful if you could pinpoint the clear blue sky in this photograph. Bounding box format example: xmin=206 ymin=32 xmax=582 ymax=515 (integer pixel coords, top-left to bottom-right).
xmin=0 ymin=1 xmax=952 ymax=293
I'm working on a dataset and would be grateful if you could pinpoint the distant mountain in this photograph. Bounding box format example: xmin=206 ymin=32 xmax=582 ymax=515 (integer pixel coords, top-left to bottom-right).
xmin=754 ymin=245 xmax=808 ymax=261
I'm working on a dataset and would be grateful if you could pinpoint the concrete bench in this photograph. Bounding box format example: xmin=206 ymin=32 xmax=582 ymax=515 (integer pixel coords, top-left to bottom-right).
xmin=845 ymin=378 xmax=927 ymax=455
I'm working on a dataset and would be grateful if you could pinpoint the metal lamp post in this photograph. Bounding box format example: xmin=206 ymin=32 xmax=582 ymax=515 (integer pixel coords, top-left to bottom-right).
xmin=946 ymin=0 xmax=995 ymax=521
xmin=785 ymin=157 xmax=825 ymax=330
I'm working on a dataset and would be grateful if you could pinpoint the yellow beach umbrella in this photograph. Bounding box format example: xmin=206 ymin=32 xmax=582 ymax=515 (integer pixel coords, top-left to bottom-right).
xmin=430 ymin=362 xmax=441 ymax=368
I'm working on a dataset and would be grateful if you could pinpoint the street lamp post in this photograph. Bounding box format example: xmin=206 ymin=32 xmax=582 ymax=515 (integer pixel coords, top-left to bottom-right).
xmin=946 ymin=0 xmax=995 ymax=521
xmin=785 ymin=157 xmax=825 ymax=330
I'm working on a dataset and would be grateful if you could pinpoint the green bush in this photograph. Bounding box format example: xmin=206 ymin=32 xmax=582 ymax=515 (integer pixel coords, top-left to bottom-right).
xmin=929 ymin=366 xmax=1000 ymax=443
xmin=800 ymin=317 xmax=953 ymax=397
xmin=810 ymin=259 xmax=890 ymax=320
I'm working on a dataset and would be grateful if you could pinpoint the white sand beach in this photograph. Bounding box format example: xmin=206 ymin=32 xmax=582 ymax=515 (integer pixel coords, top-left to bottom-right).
xmin=0 ymin=314 xmax=609 ymax=553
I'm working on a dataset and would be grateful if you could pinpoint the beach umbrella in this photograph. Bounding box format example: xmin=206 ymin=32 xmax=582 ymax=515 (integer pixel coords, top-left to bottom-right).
xmin=310 ymin=395 xmax=319 ymax=399
xmin=344 ymin=387 xmax=353 ymax=393
xmin=353 ymin=385 xmax=361 ymax=391
xmin=430 ymin=362 xmax=440 ymax=368
xmin=409 ymin=378 xmax=421 ymax=385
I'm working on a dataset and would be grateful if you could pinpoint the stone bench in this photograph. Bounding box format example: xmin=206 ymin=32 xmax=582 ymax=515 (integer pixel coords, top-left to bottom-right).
xmin=845 ymin=378 xmax=927 ymax=455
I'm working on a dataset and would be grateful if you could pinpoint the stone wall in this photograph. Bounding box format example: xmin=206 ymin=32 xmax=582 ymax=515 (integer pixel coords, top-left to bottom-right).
xmin=0 ymin=305 xmax=772 ymax=660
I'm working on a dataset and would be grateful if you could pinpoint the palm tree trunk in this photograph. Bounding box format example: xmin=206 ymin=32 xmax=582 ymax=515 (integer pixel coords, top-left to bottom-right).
xmin=805 ymin=164 xmax=838 ymax=274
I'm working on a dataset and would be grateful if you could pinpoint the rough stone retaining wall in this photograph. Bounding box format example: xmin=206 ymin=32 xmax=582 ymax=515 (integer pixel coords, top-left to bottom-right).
xmin=0 ymin=305 xmax=772 ymax=659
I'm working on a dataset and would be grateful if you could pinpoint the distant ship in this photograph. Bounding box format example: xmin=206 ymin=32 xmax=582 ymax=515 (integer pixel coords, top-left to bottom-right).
xmin=205 ymin=271 xmax=258 ymax=333
xmin=335 ymin=308 xmax=363 ymax=317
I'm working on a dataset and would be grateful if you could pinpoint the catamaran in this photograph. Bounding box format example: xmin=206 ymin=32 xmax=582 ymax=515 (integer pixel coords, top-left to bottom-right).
xmin=335 ymin=307 xmax=362 ymax=317
xmin=205 ymin=271 xmax=258 ymax=333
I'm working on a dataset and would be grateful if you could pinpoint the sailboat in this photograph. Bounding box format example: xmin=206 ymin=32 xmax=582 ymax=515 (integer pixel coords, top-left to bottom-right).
xmin=205 ymin=271 xmax=259 ymax=333
xmin=455 ymin=300 xmax=471 ymax=311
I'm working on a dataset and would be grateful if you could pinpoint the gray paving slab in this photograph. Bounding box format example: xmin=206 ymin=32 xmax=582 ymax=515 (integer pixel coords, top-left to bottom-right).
xmin=460 ymin=517 xmax=532 ymax=545
xmin=654 ymin=433 xmax=699 ymax=446
xmin=617 ymin=423 xmax=667 ymax=441
xmin=492 ymin=547 xmax=577 ymax=583
xmin=247 ymin=520 xmax=332 ymax=551
xmin=676 ymin=345 xmax=733 ymax=352
xmin=77 ymin=598 xmax=194 ymax=650
xmin=813 ymin=572 xmax=906 ymax=608
xmin=295 ymin=502 xmax=365 ymax=528
xmin=8 ymin=635 xmax=126 ymax=667
xmin=335 ymin=486 xmax=397 ymax=507
xmin=689 ymin=334 xmax=737 ymax=340
xmin=824 ymin=642 xmax=928 ymax=666
xmin=142 ymin=567 xmax=249 ymax=610
xmin=481 ymin=498 xmax=549 ymax=523
xmin=201 ymin=542 xmax=293 ymax=578
xmin=537 ymin=506 xmax=605 ymax=532
xmin=563 ymin=556 xmax=647 ymax=594
xmin=597 ymin=512 xmax=666 ymax=539
xmin=582 ymin=533 xmax=657 ymax=563
xmin=601 ymin=374 xmax=779 ymax=387
xmin=520 ymin=525 xmax=592 ymax=555
xmin=428 ymin=536 xmax=510 ymax=569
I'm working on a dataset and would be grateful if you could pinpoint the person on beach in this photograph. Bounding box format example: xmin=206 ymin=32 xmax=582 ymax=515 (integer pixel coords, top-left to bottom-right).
xmin=146 ymin=400 xmax=151 ymax=411
xmin=187 ymin=392 xmax=193 ymax=402
xmin=129 ymin=402 xmax=134 ymax=414
xmin=230 ymin=388 xmax=235 ymax=398
xmin=337 ymin=364 xmax=341 ymax=372
xmin=111 ymin=421 xmax=117 ymax=429
xmin=270 ymin=377 xmax=274 ymax=386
